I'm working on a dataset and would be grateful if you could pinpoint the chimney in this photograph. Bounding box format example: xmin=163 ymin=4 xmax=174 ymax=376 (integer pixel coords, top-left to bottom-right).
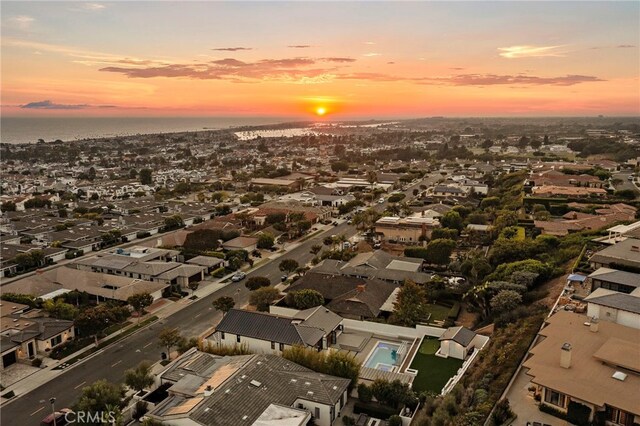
xmin=204 ymin=385 xmax=213 ymax=397
xmin=560 ymin=343 xmax=572 ymax=369
xmin=356 ymin=284 xmax=366 ymax=293
xmin=590 ymin=317 xmax=599 ymax=333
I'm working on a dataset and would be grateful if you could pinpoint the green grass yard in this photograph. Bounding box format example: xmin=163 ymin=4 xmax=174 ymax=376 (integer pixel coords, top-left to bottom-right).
xmin=409 ymin=337 xmax=463 ymax=393
xmin=423 ymin=303 xmax=450 ymax=324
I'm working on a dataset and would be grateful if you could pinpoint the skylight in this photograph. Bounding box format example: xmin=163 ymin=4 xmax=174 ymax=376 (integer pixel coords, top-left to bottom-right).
xmin=612 ymin=371 xmax=627 ymax=381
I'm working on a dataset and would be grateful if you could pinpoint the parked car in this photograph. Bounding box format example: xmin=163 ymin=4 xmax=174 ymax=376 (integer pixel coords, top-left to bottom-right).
xmin=41 ymin=409 xmax=74 ymax=426
xmin=373 ymin=242 xmax=382 ymax=249
xmin=231 ymin=272 xmax=246 ymax=282
xmin=332 ymin=221 xmax=339 ymax=226
xmin=251 ymin=250 xmax=262 ymax=258
xmin=281 ymin=275 xmax=288 ymax=282
xmin=378 ymin=198 xmax=385 ymax=204
xmin=347 ymin=220 xmax=353 ymax=225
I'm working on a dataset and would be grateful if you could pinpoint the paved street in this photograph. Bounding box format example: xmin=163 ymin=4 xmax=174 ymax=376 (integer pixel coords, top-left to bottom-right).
xmin=613 ymin=171 xmax=640 ymax=196
xmin=0 ymin=221 xmax=356 ymax=425
xmin=0 ymin=177 xmax=427 ymax=425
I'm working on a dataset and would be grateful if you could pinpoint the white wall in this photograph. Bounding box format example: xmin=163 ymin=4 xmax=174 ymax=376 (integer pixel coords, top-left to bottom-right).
xmin=37 ymin=328 xmax=75 ymax=353
xmin=213 ymin=332 xmax=289 ymax=354
xmin=292 ymin=398 xmax=335 ymax=426
xmin=342 ymin=318 xmax=446 ymax=340
xmin=588 ymin=303 xmax=640 ymax=329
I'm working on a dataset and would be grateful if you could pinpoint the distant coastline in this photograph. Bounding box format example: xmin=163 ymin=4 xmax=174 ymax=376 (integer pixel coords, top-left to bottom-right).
xmin=0 ymin=116 xmax=298 ymax=145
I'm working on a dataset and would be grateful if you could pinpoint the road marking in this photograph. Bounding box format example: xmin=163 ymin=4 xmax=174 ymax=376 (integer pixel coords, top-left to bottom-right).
xmin=74 ymin=381 xmax=86 ymax=389
xmin=143 ymin=342 xmax=152 ymax=348
xmin=30 ymin=407 xmax=44 ymax=416
xmin=111 ymin=360 xmax=122 ymax=367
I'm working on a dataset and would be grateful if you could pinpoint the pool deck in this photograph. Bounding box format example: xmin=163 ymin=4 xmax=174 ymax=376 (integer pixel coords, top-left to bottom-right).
xmin=332 ymin=332 xmax=417 ymax=385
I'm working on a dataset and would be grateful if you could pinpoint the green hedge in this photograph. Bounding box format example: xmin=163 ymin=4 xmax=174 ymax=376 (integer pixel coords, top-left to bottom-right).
xmin=447 ymin=302 xmax=461 ymax=320
xmin=539 ymin=403 xmax=568 ymax=420
xmin=353 ymin=401 xmax=398 ymax=420
xmin=211 ymin=267 xmax=226 ymax=278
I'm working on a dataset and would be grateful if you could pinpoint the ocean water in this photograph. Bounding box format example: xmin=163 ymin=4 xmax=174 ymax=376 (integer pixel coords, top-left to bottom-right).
xmin=0 ymin=116 xmax=298 ymax=144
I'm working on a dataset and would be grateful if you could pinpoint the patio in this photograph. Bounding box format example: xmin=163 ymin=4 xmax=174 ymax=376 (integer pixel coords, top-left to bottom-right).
xmin=505 ymin=365 xmax=570 ymax=426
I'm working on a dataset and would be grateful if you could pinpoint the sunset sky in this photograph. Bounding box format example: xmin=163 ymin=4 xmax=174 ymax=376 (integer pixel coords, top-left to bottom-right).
xmin=2 ymin=1 xmax=639 ymax=118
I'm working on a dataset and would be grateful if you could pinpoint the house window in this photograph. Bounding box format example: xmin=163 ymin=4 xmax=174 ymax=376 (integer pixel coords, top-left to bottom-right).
xmin=279 ymin=343 xmax=284 ymax=351
xmin=271 ymin=342 xmax=275 ymax=350
xmin=220 ymin=332 xmax=225 ymax=340
xmin=544 ymin=388 xmax=565 ymax=408
xmin=50 ymin=335 xmax=62 ymax=347
xmin=236 ymin=335 xmax=241 ymax=343
xmin=606 ymin=405 xmax=634 ymax=426
xmin=315 ymin=407 xmax=320 ymax=419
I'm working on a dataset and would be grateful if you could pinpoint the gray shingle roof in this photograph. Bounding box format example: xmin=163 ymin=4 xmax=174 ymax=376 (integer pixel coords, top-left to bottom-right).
xmin=188 ymin=354 xmax=350 ymax=426
xmin=215 ymin=309 xmax=324 ymax=347
xmin=439 ymin=326 xmax=477 ymax=346
xmin=585 ymin=292 xmax=640 ymax=314
xmin=589 ymin=268 xmax=640 ymax=288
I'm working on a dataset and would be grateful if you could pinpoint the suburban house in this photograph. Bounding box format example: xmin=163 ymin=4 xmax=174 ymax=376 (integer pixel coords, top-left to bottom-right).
xmin=437 ymin=326 xmax=485 ymax=360
xmin=209 ymin=307 xmax=343 ymax=354
xmin=0 ymin=243 xmax=67 ymax=277
xmin=523 ymin=311 xmax=640 ymax=425
xmin=374 ymin=215 xmax=441 ymax=243
xmin=0 ymin=266 xmax=169 ymax=302
xmin=74 ymin=250 xmax=205 ymax=290
xmin=584 ymin=288 xmax=640 ymax=329
xmin=185 ymin=256 xmax=226 ymax=273
xmin=312 ymin=250 xmax=432 ymax=284
xmin=307 ymin=186 xmax=356 ymax=207
xmin=0 ymin=301 xmax=74 ymax=369
xmin=531 ymin=185 xmax=607 ymax=198
xmin=221 ymin=236 xmax=259 ymax=252
xmin=589 ymin=238 xmax=640 ymax=271
xmin=588 ymin=268 xmax=640 ymax=294
xmin=286 ymin=273 xmax=397 ymax=320
xmin=147 ymin=348 xmax=350 ymax=426
xmin=432 ymin=185 xmax=468 ymax=198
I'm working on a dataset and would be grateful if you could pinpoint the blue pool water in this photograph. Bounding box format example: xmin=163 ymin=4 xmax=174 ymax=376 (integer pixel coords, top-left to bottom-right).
xmin=364 ymin=342 xmax=401 ymax=370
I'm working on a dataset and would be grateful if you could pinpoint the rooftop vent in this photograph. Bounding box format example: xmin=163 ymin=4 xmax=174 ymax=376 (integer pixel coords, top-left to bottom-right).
xmin=290 ymin=379 xmax=297 ymax=383
xmin=612 ymin=371 xmax=627 ymax=381
xmin=307 ymin=391 xmax=314 ymax=396
xmin=305 ymin=381 xmax=311 ymax=386
xmin=242 ymin=415 xmax=248 ymax=420
xmin=249 ymin=380 xmax=262 ymax=387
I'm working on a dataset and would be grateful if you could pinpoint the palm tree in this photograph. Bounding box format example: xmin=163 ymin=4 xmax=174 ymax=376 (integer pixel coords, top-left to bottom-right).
xmin=366 ymin=171 xmax=378 ymax=205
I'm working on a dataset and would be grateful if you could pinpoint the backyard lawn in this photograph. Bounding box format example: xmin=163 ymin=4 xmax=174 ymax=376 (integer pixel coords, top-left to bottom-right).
xmin=409 ymin=337 xmax=463 ymax=393
xmin=423 ymin=303 xmax=450 ymax=324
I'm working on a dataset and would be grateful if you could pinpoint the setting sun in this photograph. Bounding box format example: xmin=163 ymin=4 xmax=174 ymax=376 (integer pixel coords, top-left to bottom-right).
xmin=315 ymin=107 xmax=327 ymax=116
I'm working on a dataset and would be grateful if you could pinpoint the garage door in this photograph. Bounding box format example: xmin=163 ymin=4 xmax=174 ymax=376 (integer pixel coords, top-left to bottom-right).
xmin=2 ymin=351 xmax=17 ymax=368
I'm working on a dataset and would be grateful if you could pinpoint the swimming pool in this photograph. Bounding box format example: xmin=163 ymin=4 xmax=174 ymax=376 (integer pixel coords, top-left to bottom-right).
xmin=364 ymin=342 xmax=401 ymax=371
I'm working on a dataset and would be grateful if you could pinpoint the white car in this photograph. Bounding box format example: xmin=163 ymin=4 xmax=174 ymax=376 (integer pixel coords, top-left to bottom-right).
xmin=231 ymin=272 xmax=246 ymax=282
xmin=378 ymin=198 xmax=385 ymax=204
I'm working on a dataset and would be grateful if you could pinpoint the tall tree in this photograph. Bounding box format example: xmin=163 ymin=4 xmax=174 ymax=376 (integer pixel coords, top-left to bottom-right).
xmin=124 ymin=362 xmax=154 ymax=394
xmin=139 ymin=168 xmax=153 ymax=185
xmin=74 ymin=379 xmax=125 ymax=421
xmin=127 ymin=293 xmax=154 ymax=324
xmin=279 ymin=259 xmax=299 ymax=275
xmin=212 ymin=296 xmax=235 ymax=315
xmin=249 ymin=287 xmax=281 ymax=311
xmin=158 ymin=327 xmax=183 ymax=360
xmin=390 ymin=280 xmax=427 ymax=327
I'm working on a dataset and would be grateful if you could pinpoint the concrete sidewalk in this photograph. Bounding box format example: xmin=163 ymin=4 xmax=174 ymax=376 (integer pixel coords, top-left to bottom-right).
xmin=0 ymin=227 xmax=327 ymax=405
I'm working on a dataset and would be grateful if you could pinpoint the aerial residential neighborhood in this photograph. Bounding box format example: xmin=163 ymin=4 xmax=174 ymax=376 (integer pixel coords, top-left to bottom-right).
xmin=2 ymin=1 xmax=640 ymax=426
xmin=1 ymin=115 xmax=639 ymax=426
